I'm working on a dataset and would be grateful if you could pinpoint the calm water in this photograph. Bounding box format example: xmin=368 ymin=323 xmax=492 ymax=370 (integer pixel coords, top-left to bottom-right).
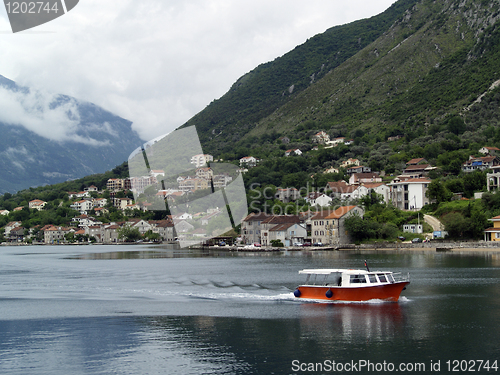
xmin=0 ymin=245 xmax=500 ymax=374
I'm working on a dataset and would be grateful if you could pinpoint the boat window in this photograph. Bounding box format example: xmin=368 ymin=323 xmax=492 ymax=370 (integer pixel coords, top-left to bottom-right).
xmin=368 ymin=274 xmax=377 ymax=283
xmin=377 ymin=274 xmax=387 ymax=283
xmin=350 ymin=274 xmax=367 ymax=284
xmin=387 ymin=274 xmax=395 ymax=283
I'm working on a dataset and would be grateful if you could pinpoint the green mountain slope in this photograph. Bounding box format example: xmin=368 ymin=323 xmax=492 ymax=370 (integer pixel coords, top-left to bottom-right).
xmin=176 ymin=0 xmax=500 ymax=177
xmin=251 ymin=0 xmax=500 ymax=143
xmin=180 ymin=0 xmax=419 ymax=152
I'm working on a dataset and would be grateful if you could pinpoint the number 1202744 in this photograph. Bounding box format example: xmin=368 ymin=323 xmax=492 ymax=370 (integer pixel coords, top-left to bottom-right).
xmin=446 ymin=360 xmax=498 ymax=372
xmin=5 ymin=2 xmax=59 ymax=14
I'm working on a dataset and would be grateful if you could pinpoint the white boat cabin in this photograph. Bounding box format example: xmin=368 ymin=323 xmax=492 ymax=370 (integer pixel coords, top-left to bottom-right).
xmin=298 ymin=269 xmax=407 ymax=287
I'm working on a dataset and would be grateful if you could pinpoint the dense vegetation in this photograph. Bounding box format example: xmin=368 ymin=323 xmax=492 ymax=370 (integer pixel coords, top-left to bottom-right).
xmin=181 ymin=0 xmax=419 ymax=152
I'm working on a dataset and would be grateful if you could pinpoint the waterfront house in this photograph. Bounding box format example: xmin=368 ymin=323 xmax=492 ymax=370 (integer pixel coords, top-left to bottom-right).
xmin=307 ymin=206 xmax=364 ymax=245
xmin=241 ymin=212 xmax=272 ymax=245
xmin=260 ymin=215 xmax=301 ymax=246
xmin=484 ymin=215 xmax=500 ymax=241
xmin=268 ymin=222 xmax=307 ymax=247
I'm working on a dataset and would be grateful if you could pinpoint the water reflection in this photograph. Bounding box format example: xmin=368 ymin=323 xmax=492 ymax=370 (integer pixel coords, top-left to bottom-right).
xmin=298 ymin=303 xmax=405 ymax=343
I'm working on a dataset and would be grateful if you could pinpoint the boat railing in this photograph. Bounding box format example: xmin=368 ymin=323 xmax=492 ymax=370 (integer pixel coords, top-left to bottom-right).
xmin=392 ymin=272 xmax=410 ymax=283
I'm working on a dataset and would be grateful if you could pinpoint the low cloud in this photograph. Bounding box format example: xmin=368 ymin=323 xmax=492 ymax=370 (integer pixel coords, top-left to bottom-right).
xmin=0 ymin=86 xmax=109 ymax=146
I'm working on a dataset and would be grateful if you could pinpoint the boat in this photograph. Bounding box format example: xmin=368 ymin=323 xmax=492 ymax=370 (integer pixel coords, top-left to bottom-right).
xmin=293 ymin=264 xmax=409 ymax=302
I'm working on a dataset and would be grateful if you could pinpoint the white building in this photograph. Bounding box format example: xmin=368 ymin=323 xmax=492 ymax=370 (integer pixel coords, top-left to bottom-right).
xmin=388 ymin=178 xmax=430 ymax=210
xmin=403 ymin=224 xmax=423 ymax=234
xmin=268 ymin=223 xmax=307 ymax=247
xmin=191 ymin=154 xmax=213 ymax=168
xmin=285 ymin=149 xmax=302 ymax=157
xmin=240 ymin=156 xmax=258 ymax=167
xmin=70 ymin=199 xmax=94 ymax=214
xmin=310 ymin=193 xmax=333 ymax=207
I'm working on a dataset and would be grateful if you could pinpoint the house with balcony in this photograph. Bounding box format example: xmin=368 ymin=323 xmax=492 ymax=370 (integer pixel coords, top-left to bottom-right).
xmin=346 ymin=165 xmax=371 ymax=175
xmin=462 ymin=155 xmax=500 ymax=172
xmin=71 ymin=199 xmax=94 ymax=214
xmin=239 ymin=156 xmax=258 ymax=167
xmin=487 ymin=166 xmax=500 ymax=192
xmin=349 ymin=172 xmax=381 ymax=185
xmin=196 ymin=167 xmax=213 ymax=180
xmin=388 ymin=177 xmax=431 ymax=210
xmin=191 ymin=154 xmax=213 ymax=168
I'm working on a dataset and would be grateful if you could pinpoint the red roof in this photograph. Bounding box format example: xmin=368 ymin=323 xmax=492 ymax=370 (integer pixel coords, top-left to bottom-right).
xmin=326 ymin=206 xmax=358 ymax=219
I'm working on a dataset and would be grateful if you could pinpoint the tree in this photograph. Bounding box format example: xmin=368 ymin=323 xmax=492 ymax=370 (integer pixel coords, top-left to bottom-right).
xmin=344 ymin=213 xmax=379 ymax=242
xmin=270 ymin=239 xmax=284 ymax=247
xmin=118 ymin=226 xmax=142 ymax=242
xmin=64 ymin=232 xmax=76 ymax=243
xmin=447 ymin=116 xmax=466 ymax=135
xmin=441 ymin=212 xmax=469 ymax=239
xmin=426 ymin=180 xmax=452 ymax=204
xmin=144 ymin=230 xmax=161 ymax=242
xmin=360 ymin=190 xmax=383 ymax=209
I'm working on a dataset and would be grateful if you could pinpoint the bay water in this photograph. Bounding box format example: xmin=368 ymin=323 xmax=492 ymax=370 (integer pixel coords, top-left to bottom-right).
xmin=0 ymin=245 xmax=499 ymax=374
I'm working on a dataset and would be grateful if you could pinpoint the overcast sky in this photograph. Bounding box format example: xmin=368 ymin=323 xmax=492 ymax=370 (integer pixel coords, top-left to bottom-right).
xmin=0 ymin=0 xmax=396 ymax=143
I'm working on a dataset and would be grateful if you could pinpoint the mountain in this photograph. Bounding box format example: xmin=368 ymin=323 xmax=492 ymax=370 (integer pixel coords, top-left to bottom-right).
xmin=180 ymin=0 xmax=419 ymax=151
xmin=0 ymin=75 xmax=143 ymax=193
xmin=180 ymin=0 xmax=500 ymax=173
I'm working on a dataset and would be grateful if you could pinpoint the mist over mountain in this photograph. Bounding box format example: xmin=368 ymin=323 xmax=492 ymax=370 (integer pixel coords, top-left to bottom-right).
xmin=0 ymin=75 xmax=143 ymax=193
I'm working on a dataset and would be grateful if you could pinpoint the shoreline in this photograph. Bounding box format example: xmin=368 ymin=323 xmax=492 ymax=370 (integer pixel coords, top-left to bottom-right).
xmin=4 ymin=241 xmax=500 ymax=254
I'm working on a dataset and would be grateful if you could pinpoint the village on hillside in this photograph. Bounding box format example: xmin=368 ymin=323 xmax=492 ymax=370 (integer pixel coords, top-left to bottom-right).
xmin=3 ymin=133 xmax=500 ymax=246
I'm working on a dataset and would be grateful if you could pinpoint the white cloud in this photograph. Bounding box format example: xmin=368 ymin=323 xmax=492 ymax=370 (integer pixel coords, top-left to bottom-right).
xmin=0 ymin=86 xmax=109 ymax=146
xmin=0 ymin=0 xmax=396 ymax=142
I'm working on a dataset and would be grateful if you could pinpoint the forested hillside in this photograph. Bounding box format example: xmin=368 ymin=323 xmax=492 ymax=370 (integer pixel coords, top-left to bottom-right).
xmin=181 ymin=0 xmax=419 ymax=152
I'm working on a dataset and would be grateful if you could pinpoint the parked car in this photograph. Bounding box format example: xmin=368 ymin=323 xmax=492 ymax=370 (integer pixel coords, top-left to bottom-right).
xmin=302 ymin=242 xmax=312 ymax=247
xmin=253 ymin=243 xmax=262 ymax=247
xmin=411 ymin=237 xmax=423 ymax=243
xmin=398 ymin=236 xmax=406 ymax=241
xmin=293 ymin=242 xmax=303 ymax=247
xmin=313 ymin=242 xmax=323 ymax=247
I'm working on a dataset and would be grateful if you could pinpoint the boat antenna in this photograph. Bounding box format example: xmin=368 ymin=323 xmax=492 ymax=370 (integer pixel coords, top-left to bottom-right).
xmin=364 ymin=260 xmax=370 ymax=272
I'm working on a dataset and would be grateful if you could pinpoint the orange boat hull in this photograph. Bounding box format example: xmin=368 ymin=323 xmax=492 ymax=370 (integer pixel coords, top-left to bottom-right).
xmin=295 ymin=281 xmax=409 ymax=302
